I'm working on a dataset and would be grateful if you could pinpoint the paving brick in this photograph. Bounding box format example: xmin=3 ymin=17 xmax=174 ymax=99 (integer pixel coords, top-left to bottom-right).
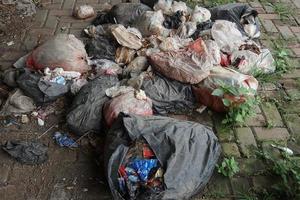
xmin=245 ymin=114 xmax=266 ymax=127
xmin=235 ymin=128 xmax=257 ymax=157
xmin=284 ymin=114 xmax=300 ymax=144
xmin=286 ymin=88 xmax=300 ymax=100
xmin=0 ymin=61 xmax=13 ymax=71
xmin=252 ymin=176 xmax=278 ymax=190
xmin=292 ymin=0 xmax=300 ymax=8
xmin=282 ymin=69 xmax=300 ymax=78
xmin=0 ymin=164 xmax=10 ymax=184
xmin=222 ymin=142 xmax=241 ymax=157
xmin=292 ymin=48 xmax=300 ymax=57
xmin=259 ymin=14 xmax=280 ymax=20
xmin=261 ymin=102 xmax=284 ymax=127
xmin=44 ymin=14 xmax=59 ymax=29
xmin=254 ymin=127 xmax=290 ymax=141
xmin=249 ymin=1 xmax=263 ymax=8
xmin=55 ymin=21 xmax=71 ymax=34
xmin=279 ymin=78 xmax=300 ymax=89
xmin=33 ymin=9 xmax=48 ymax=27
xmin=261 ymin=19 xmax=278 ymax=33
xmin=277 ymin=25 xmax=295 ymax=39
xmin=207 ymin=174 xmax=232 ymax=197
xmin=290 ymin=26 xmax=300 ymax=33
xmin=259 ymin=82 xmax=277 ymax=91
xmin=238 ymin=158 xmax=266 ymax=176
xmin=62 ymin=0 xmax=76 ymax=9
xmin=280 ymin=100 xmax=300 ymax=113
xmin=0 ymin=50 xmax=26 ymax=61
xmin=263 ymin=5 xmax=274 ymax=13
xmin=49 ymin=9 xmax=73 ymax=16
xmin=231 ymin=177 xmax=250 ymax=196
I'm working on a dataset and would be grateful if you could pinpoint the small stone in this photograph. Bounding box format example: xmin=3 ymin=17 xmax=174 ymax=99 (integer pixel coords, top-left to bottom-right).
xmin=21 ymin=114 xmax=29 ymax=124
xmin=83 ymin=188 xmax=88 ymax=192
xmin=37 ymin=118 xmax=44 ymax=126
xmin=32 ymin=111 xmax=38 ymax=117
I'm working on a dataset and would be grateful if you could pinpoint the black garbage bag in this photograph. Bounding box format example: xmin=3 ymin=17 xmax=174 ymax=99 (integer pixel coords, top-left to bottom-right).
xmin=141 ymin=73 xmax=196 ymax=114
xmin=85 ymin=36 xmax=118 ymax=61
xmin=191 ymin=20 xmax=214 ymax=40
xmin=105 ymin=114 xmax=221 ymax=200
xmin=92 ymin=3 xmax=152 ymax=26
xmin=17 ymin=70 xmax=69 ymax=104
xmin=163 ymin=11 xmax=184 ymax=29
xmin=210 ymin=3 xmax=260 ymax=38
xmin=140 ymin=0 xmax=157 ymax=8
xmin=2 ymin=141 xmax=48 ymax=165
xmin=66 ymin=75 xmax=119 ymax=136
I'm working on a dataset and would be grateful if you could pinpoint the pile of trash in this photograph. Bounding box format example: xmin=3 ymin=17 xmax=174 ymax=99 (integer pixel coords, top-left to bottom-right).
xmin=0 ymin=0 xmax=277 ymax=198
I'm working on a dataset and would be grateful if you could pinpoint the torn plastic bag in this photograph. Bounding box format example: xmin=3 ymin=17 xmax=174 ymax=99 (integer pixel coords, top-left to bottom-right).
xmin=26 ymin=34 xmax=90 ymax=73
xmin=191 ymin=20 xmax=213 ymax=40
xmin=149 ymin=38 xmax=213 ymax=84
xmin=176 ymin=22 xmax=197 ymax=38
xmin=70 ymin=78 xmax=88 ymax=95
xmin=2 ymin=141 xmax=48 ymax=165
xmin=205 ymin=40 xmax=221 ymax=65
xmin=84 ymin=24 xmax=112 ymax=38
xmin=105 ymin=86 xmax=135 ymax=98
xmin=66 ymin=75 xmax=119 ymax=136
xmin=103 ymin=91 xmax=153 ymax=127
xmin=73 ymin=5 xmax=95 ymax=19
xmin=171 ymin=1 xmax=188 ymax=14
xmin=158 ymin=36 xmax=192 ymax=51
xmin=86 ymin=36 xmax=117 ymax=60
xmin=153 ymin=0 xmax=172 ymax=14
xmin=210 ymin=3 xmax=260 ymax=38
xmin=105 ymin=114 xmax=221 ymax=200
xmin=17 ymin=71 xmax=69 ymax=104
xmin=123 ymin=56 xmax=148 ymax=78
xmin=191 ymin=6 xmax=211 ymax=24
xmin=163 ymin=11 xmax=184 ymax=29
xmin=211 ymin=20 xmax=246 ymax=53
xmin=92 ymin=3 xmax=151 ymax=26
xmin=111 ymin=25 xmax=143 ymax=50
xmin=0 ymin=89 xmax=36 ymax=116
xmin=2 ymin=68 xmax=23 ymax=87
xmin=89 ymin=59 xmax=123 ymax=76
xmin=193 ymin=66 xmax=258 ymax=112
xmin=115 ymin=47 xmax=136 ymax=65
xmin=133 ymin=10 xmax=170 ymax=37
xmin=141 ymin=72 xmax=196 ymax=114
xmin=230 ymin=49 xmax=275 ymax=74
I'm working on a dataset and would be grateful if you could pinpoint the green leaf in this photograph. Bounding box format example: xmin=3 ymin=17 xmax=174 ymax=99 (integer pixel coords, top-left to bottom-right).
xmin=222 ymin=99 xmax=231 ymax=107
xmin=212 ymin=88 xmax=224 ymax=97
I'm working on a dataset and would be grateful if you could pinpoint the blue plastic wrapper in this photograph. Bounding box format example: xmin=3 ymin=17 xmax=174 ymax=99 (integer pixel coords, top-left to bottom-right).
xmin=129 ymin=159 xmax=158 ymax=182
xmin=53 ymin=132 xmax=78 ymax=148
xmin=50 ymin=76 xmax=66 ymax=85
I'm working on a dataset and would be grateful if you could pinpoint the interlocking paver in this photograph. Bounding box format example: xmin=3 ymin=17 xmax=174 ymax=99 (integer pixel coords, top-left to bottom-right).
xmin=235 ymin=128 xmax=257 ymax=157
xmin=254 ymin=127 xmax=290 ymax=141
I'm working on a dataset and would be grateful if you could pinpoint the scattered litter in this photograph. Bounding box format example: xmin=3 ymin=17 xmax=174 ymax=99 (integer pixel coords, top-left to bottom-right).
xmin=115 ymin=47 xmax=136 ymax=64
xmin=111 ymin=25 xmax=143 ymax=50
xmin=21 ymin=114 xmax=29 ymax=124
xmin=191 ymin=5 xmax=211 ymax=24
xmin=0 ymin=89 xmax=36 ymax=116
xmin=86 ymin=36 xmax=117 ymax=60
xmin=70 ymin=78 xmax=88 ymax=95
xmin=271 ymin=144 xmax=293 ymax=156
xmin=2 ymin=141 xmax=48 ymax=165
xmin=196 ymin=105 xmax=207 ymax=114
xmin=73 ymin=5 xmax=95 ymax=19
xmin=37 ymin=118 xmax=45 ymax=126
xmin=16 ymin=0 xmax=36 ymax=16
xmin=123 ymin=56 xmax=148 ymax=77
xmin=53 ymin=132 xmax=79 ymax=148
xmin=105 ymin=86 xmax=134 ymax=98
xmin=2 ymin=118 xmax=21 ymax=128
xmin=83 ymin=188 xmax=88 ymax=192
xmin=163 ymin=10 xmax=184 ymax=29
xmin=7 ymin=41 xmax=14 ymax=46
xmin=26 ymin=34 xmax=90 ymax=73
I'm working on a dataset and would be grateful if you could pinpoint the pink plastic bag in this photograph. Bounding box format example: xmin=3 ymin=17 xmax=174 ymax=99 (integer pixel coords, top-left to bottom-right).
xmin=149 ymin=38 xmax=213 ymax=84
xmin=103 ymin=91 xmax=153 ymax=127
xmin=26 ymin=34 xmax=90 ymax=73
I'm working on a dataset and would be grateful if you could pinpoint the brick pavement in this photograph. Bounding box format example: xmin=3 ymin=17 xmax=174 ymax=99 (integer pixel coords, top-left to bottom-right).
xmin=0 ymin=0 xmax=300 ymax=199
